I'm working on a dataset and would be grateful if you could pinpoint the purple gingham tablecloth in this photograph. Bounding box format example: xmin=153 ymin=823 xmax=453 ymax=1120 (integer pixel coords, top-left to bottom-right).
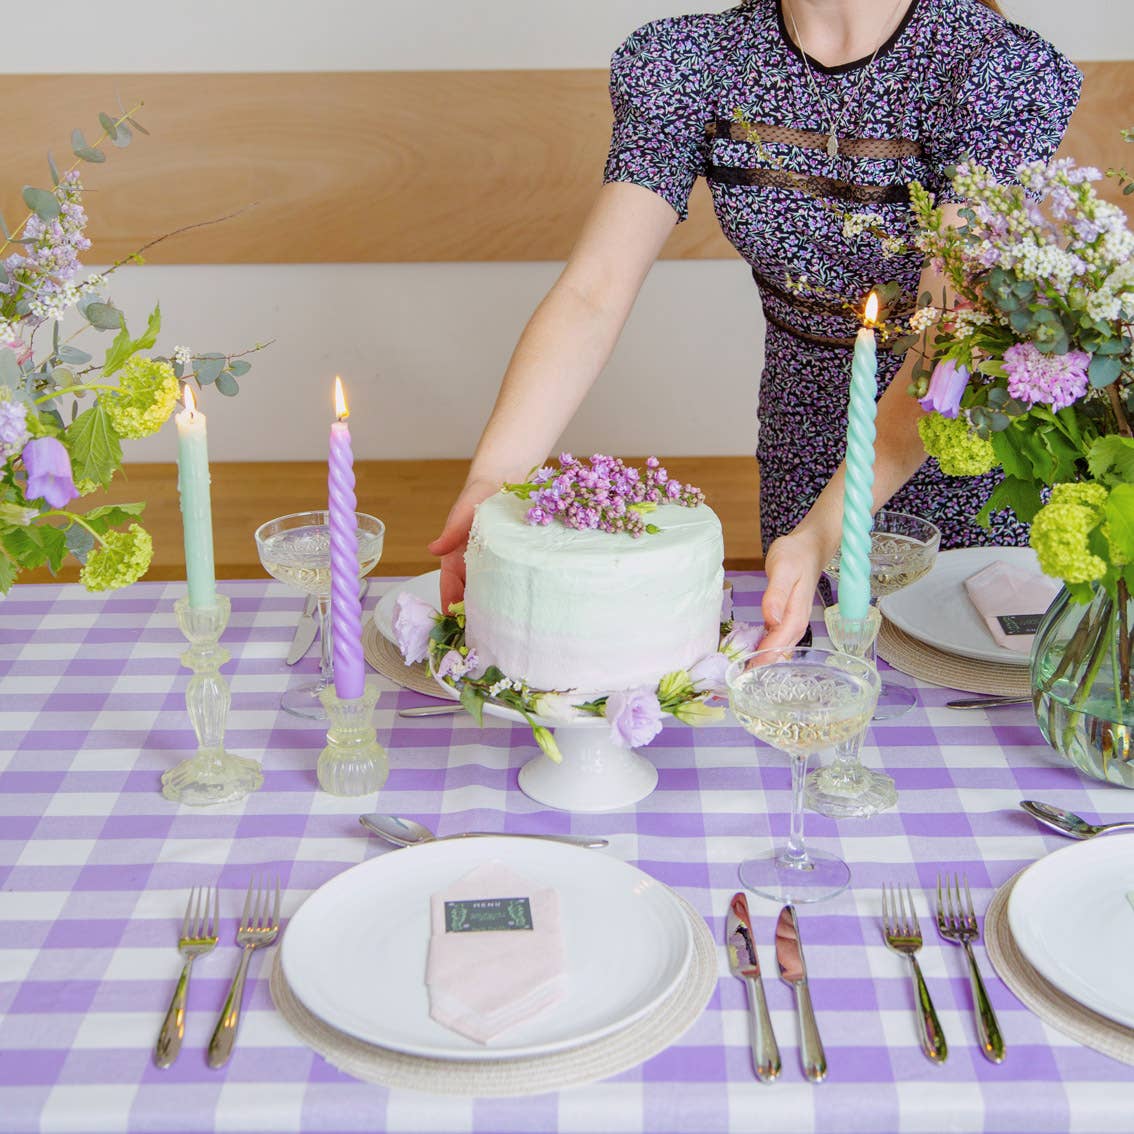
xmin=1 ymin=575 xmax=1132 ymax=1134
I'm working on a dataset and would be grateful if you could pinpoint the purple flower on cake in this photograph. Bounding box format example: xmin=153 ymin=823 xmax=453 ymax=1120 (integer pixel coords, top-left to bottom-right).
xmin=605 ymin=688 xmax=664 ymax=748
xmin=436 ymin=648 xmax=480 ymax=680
xmin=918 ymin=358 xmax=969 ymax=419
xmin=21 ymin=436 xmax=78 ymax=508
xmin=689 ymin=651 xmax=730 ymax=694
xmin=392 ymin=591 xmax=438 ymax=664
xmin=1003 ymin=342 xmax=1091 ymax=411
xmin=721 ymin=622 xmax=765 ymax=660
xmin=531 ymin=691 xmax=585 ymax=724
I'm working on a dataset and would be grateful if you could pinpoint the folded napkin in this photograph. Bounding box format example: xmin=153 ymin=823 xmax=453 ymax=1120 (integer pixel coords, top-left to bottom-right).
xmin=963 ymin=561 xmax=1061 ymax=654
xmin=426 ymin=861 xmax=567 ymax=1043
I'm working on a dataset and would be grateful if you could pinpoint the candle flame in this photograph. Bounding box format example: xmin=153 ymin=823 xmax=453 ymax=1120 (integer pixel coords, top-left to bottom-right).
xmin=864 ymin=291 xmax=880 ymax=327
xmin=182 ymin=384 xmax=197 ymax=415
xmin=334 ymin=375 xmax=349 ymax=421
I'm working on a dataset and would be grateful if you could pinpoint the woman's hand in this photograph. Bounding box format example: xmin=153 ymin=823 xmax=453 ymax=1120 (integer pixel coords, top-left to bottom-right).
xmin=760 ymin=528 xmax=829 ymax=651
xmin=427 ymin=477 xmax=500 ymax=613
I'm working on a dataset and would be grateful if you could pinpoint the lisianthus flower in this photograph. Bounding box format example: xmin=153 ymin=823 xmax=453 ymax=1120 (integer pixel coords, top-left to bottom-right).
xmin=532 ymin=725 xmax=563 ymax=763
xmin=721 ymin=622 xmax=764 ymax=660
xmin=918 ymin=358 xmax=970 ymax=419
xmin=605 ymin=688 xmax=664 ymax=748
xmin=392 ymin=591 xmax=438 ymax=664
xmin=530 ymin=692 xmax=584 ymax=724
xmin=21 ymin=436 xmax=79 ymax=508
xmin=671 ymin=698 xmax=726 ymax=726
xmin=1003 ymin=342 xmax=1090 ymax=412
xmin=689 ymin=651 xmax=730 ymax=693
xmin=917 ymin=414 xmax=997 ymax=476
xmin=79 ymin=524 xmax=153 ymax=590
xmin=101 ymin=356 xmax=179 ymax=439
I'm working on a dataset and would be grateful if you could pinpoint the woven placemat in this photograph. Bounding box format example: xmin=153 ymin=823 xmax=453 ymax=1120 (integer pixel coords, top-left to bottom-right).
xmin=877 ymin=618 xmax=1031 ymax=697
xmin=270 ymin=890 xmax=717 ymax=1095
xmin=363 ymin=617 xmax=456 ymax=700
xmin=985 ymin=870 xmax=1134 ymax=1064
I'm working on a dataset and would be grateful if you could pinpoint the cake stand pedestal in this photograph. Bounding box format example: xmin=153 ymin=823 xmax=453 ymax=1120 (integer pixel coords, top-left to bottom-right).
xmin=484 ymin=705 xmax=658 ymax=812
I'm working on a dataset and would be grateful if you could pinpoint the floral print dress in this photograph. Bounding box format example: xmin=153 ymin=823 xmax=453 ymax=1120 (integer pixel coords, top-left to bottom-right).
xmin=602 ymin=0 xmax=1082 ymax=549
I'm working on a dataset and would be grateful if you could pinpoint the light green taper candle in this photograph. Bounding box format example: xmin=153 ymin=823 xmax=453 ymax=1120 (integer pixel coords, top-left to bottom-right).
xmin=176 ymin=385 xmax=217 ymax=609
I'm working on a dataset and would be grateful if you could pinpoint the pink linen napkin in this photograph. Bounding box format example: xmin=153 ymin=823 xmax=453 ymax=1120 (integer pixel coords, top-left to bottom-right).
xmin=963 ymin=561 xmax=1061 ymax=654
xmin=426 ymin=861 xmax=567 ymax=1043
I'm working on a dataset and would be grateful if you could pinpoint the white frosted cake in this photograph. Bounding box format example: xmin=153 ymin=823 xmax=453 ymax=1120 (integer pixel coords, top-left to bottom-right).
xmin=463 ymin=491 xmax=724 ymax=694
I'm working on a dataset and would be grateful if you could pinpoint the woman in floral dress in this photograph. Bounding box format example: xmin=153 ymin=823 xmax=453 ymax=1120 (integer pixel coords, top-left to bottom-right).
xmin=431 ymin=0 xmax=1081 ymax=649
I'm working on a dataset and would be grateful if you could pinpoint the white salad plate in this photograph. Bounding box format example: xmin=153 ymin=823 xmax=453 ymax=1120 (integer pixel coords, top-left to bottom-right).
xmin=279 ymin=836 xmax=693 ymax=1060
xmin=877 ymin=546 xmax=1043 ymax=666
xmin=1007 ymin=835 xmax=1134 ymax=1029
xmin=373 ymin=569 xmax=442 ymax=643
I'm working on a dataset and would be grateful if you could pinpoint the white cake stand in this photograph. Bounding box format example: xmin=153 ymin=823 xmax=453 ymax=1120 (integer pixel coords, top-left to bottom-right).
xmin=481 ymin=702 xmax=659 ymax=813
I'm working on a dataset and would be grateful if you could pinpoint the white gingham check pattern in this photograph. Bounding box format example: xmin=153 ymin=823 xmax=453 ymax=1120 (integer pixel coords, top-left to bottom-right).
xmin=1 ymin=575 xmax=1132 ymax=1134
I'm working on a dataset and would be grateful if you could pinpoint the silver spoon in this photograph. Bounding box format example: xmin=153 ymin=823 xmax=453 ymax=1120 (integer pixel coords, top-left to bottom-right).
xmin=1020 ymin=800 xmax=1134 ymax=840
xmin=359 ymin=813 xmax=609 ymax=849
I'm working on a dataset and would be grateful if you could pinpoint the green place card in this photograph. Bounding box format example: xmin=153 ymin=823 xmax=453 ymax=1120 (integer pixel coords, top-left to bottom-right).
xmin=997 ymin=613 xmax=1044 ymax=636
xmin=444 ymin=897 xmax=533 ymax=933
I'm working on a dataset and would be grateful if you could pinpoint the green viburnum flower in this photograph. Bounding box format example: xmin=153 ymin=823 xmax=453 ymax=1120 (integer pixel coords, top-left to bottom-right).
xmin=79 ymin=523 xmax=153 ymax=590
xmin=100 ymin=355 xmax=179 ymax=439
xmin=917 ymin=414 xmax=998 ymax=476
xmin=1048 ymin=481 xmax=1108 ymax=511
xmin=1028 ymin=502 xmax=1107 ymax=584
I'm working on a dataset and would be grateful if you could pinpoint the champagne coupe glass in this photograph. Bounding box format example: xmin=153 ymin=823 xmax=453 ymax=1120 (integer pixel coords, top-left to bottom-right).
xmin=255 ymin=510 xmax=384 ymax=719
xmin=726 ymin=647 xmax=879 ymax=903
xmin=825 ymin=510 xmax=940 ymax=720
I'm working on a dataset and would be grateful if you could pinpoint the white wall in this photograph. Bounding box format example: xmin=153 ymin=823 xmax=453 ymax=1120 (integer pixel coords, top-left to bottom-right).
xmin=7 ymin=1 xmax=1124 ymax=463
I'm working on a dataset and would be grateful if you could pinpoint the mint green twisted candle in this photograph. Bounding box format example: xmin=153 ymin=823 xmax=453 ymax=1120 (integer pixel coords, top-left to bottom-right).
xmin=837 ymin=293 xmax=879 ymax=622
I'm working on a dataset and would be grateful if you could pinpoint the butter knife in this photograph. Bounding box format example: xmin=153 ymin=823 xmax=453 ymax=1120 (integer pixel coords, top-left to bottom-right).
xmin=775 ymin=904 xmax=827 ymax=1082
xmin=726 ymin=892 xmax=781 ymax=1081
xmin=286 ymin=594 xmax=318 ymax=665
xmin=945 ymin=695 xmax=1031 ymax=709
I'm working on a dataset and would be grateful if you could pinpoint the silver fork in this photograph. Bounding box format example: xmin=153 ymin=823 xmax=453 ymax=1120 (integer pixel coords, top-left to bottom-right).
xmin=881 ymin=883 xmax=948 ymax=1064
xmin=207 ymin=877 xmax=281 ymax=1069
xmin=154 ymin=886 xmax=219 ymax=1068
xmin=936 ymin=873 xmax=1005 ymax=1064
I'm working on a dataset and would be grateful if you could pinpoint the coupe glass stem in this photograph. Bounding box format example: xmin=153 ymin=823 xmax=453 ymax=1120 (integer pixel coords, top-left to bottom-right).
xmin=784 ymin=753 xmax=812 ymax=868
xmin=317 ymin=596 xmax=334 ymax=688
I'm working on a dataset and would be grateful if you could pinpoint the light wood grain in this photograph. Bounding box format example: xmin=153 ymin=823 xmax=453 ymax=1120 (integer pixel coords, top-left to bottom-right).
xmin=19 ymin=456 xmax=762 ymax=585
xmin=0 ymin=63 xmax=1127 ymax=265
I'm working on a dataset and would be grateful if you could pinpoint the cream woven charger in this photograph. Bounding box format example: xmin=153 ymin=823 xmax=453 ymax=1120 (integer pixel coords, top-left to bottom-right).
xmin=270 ymin=891 xmax=717 ymax=1095
xmin=985 ymin=871 xmax=1134 ymax=1065
xmin=363 ymin=618 xmax=452 ymax=699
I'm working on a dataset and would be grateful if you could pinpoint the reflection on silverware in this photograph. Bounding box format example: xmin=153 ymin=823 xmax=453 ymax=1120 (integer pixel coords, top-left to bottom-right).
xmin=726 ymin=892 xmax=781 ymax=1082
xmin=774 ymin=904 xmax=826 ymax=1082
xmin=945 ymin=695 xmax=1031 ymax=709
xmin=358 ymin=813 xmax=608 ymax=849
xmin=398 ymin=704 xmax=464 ymax=717
xmin=1019 ymin=799 xmax=1134 ymax=840
xmin=153 ymin=886 xmax=219 ymax=1069
xmin=935 ymin=873 xmax=1005 ymax=1064
xmin=881 ymin=883 xmax=947 ymax=1064
xmin=207 ymin=876 xmax=281 ymax=1069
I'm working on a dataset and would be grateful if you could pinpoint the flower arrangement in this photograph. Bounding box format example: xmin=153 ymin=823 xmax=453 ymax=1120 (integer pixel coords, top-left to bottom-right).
xmin=906 ymin=151 xmax=1133 ymax=773
xmin=503 ymin=453 xmax=705 ymax=536
xmin=0 ymin=106 xmax=260 ymax=593
xmin=391 ymin=589 xmax=760 ymax=761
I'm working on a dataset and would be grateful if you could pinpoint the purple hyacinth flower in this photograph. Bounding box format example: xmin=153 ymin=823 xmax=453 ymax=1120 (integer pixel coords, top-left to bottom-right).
xmin=392 ymin=591 xmax=438 ymax=665
xmin=918 ymin=358 xmax=970 ymax=419
xmin=605 ymin=688 xmax=664 ymax=748
xmin=21 ymin=436 xmax=79 ymax=508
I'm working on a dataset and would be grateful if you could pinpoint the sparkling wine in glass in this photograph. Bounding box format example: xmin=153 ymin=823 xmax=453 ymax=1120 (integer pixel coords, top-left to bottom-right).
xmin=255 ymin=510 xmax=384 ymax=719
xmin=726 ymin=647 xmax=879 ymax=903
xmin=825 ymin=510 xmax=940 ymax=719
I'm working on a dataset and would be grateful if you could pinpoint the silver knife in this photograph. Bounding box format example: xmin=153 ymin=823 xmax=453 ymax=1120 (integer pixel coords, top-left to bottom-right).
xmin=726 ymin=892 xmax=781 ymax=1081
xmin=775 ymin=904 xmax=827 ymax=1082
xmin=945 ymin=695 xmax=1031 ymax=709
xmin=286 ymin=594 xmax=319 ymax=665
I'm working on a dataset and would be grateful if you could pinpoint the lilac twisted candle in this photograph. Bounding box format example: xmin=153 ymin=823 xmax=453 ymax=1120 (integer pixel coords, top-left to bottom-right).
xmin=329 ymin=376 xmax=365 ymax=699
xmin=837 ymin=293 xmax=880 ymax=622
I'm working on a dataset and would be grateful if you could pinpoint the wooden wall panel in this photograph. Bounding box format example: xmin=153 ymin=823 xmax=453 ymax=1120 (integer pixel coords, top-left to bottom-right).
xmin=0 ymin=62 xmax=1128 ymax=265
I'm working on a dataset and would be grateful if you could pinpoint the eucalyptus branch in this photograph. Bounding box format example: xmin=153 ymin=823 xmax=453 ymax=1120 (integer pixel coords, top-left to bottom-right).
xmin=99 ymin=204 xmax=259 ymax=278
xmin=33 ymin=383 xmax=115 ymax=405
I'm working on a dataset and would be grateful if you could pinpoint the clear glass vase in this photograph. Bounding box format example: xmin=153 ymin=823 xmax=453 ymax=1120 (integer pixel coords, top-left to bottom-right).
xmin=1032 ymin=581 xmax=1134 ymax=786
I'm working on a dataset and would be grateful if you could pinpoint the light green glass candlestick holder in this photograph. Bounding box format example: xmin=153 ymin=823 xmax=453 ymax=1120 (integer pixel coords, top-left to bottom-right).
xmin=316 ymin=680 xmax=388 ymax=796
xmin=162 ymin=594 xmax=263 ymax=806
xmin=803 ymin=603 xmax=894 ymax=819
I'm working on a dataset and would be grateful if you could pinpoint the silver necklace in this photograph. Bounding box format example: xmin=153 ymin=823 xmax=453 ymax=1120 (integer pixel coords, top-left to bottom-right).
xmin=785 ymin=0 xmax=904 ymax=158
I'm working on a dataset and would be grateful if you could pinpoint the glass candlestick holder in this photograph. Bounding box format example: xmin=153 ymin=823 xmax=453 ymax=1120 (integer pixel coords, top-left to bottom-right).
xmin=162 ymin=595 xmax=263 ymax=806
xmin=803 ymin=603 xmax=895 ymax=819
xmin=316 ymin=680 xmax=388 ymax=796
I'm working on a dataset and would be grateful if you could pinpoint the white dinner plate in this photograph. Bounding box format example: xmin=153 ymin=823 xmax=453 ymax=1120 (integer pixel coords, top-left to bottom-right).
xmin=280 ymin=837 xmax=693 ymax=1060
xmin=373 ymin=569 xmax=442 ymax=643
xmin=877 ymin=546 xmax=1043 ymax=666
xmin=1007 ymin=835 xmax=1134 ymax=1028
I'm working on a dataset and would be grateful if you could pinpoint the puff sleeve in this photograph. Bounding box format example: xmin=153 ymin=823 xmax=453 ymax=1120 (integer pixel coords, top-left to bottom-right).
xmin=925 ymin=20 xmax=1082 ymax=200
xmin=602 ymin=18 xmax=713 ymax=222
